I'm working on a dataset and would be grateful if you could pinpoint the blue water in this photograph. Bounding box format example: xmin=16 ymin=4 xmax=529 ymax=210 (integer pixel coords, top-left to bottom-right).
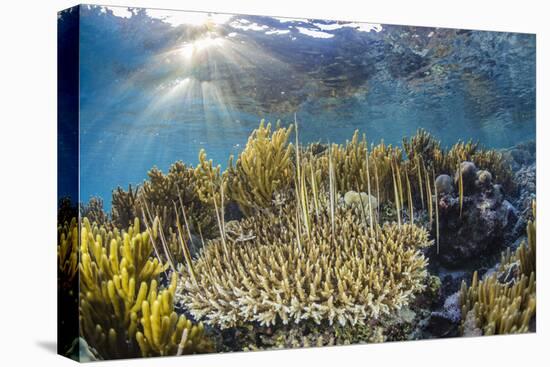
xmin=70 ymin=5 xmax=536 ymax=210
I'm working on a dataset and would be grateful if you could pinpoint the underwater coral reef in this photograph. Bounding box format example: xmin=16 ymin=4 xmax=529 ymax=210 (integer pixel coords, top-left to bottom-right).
xmin=59 ymin=122 xmax=536 ymax=360
xmin=459 ymin=202 xmax=536 ymax=336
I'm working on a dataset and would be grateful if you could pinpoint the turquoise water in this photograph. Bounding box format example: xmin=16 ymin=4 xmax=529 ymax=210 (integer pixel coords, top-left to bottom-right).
xmin=71 ymin=5 xmax=535 ymax=210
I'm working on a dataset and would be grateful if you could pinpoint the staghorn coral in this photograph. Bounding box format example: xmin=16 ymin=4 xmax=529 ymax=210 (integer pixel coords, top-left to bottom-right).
xmin=79 ymin=217 xmax=212 ymax=359
xmin=116 ymin=125 xmax=513 ymax=238
xmin=234 ymin=323 xmax=338 ymax=351
xmin=140 ymin=162 xmax=213 ymax=236
xmin=225 ymin=120 xmax=294 ymax=216
xmin=459 ymin=205 xmax=536 ymax=336
xmin=178 ymin=200 xmax=432 ymax=329
xmin=148 ymin=160 xmax=218 ymax=238
xmin=114 ymin=126 xmax=515 ymax=236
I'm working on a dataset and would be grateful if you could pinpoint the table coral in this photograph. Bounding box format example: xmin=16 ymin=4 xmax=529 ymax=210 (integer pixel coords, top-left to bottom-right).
xmin=178 ymin=201 xmax=432 ymax=329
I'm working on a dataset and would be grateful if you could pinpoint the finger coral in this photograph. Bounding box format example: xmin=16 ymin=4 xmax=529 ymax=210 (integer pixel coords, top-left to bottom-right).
xmin=58 ymin=217 xmax=80 ymax=355
xmin=135 ymin=276 xmax=212 ymax=357
xmin=459 ymin=272 xmax=535 ymax=335
xmin=459 ymin=203 xmax=536 ymax=336
xmin=499 ymin=213 xmax=536 ymax=279
xmin=79 ymin=217 xmax=212 ymax=359
xmin=225 ymin=120 xmax=294 ymax=216
xmin=58 ymin=217 xmax=79 ymax=287
xmin=178 ymin=201 xmax=432 ymax=329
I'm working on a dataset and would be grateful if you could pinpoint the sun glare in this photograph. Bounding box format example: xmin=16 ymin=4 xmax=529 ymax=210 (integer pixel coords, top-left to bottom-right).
xmin=179 ymin=36 xmax=225 ymax=60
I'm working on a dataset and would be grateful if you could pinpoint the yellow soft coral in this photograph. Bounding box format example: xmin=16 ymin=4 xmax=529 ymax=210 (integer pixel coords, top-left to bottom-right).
xmin=79 ymin=217 xmax=212 ymax=359
xmin=58 ymin=217 xmax=79 ymax=286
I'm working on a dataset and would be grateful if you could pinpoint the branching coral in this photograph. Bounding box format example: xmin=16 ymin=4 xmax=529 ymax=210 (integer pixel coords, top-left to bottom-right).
xmin=194 ymin=149 xmax=223 ymax=206
xmin=447 ymin=142 xmax=515 ymax=194
xmin=141 ymin=162 xmax=215 ymax=235
xmin=245 ymin=322 xmax=386 ymax=350
xmin=113 ymin=125 xmax=513 ymax=244
xmin=58 ymin=196 xmax=78 ymax=226
xmin=79 ymin=217 xmax=212 ymax=359
xmin=402 ymin=129 xmax=444 ymax=170
xmin=111 ymin=184 xmax=140 ymax=229
xmin=58 ymin=217 xmax=79 ymax=287
xmin=80 ymin=197 xmax=108 ymax=226
xmin=178 ymin=201 xmax=432 ymax=329
xmin=111 ymin=160 xmax=218 ymax=239
xmin=225 ymin=120 xmax=294 ymax=216
xmin=402 ymin=130 xmax=515 ymax=194
xmin=499 ymin=216 xmax=536 ymax=279
xmin=58 ymin=217 xmax=80 ymax=355
xmin=135 ymin=277 xmax=211 ymax=357
xmin=459 ymin=272 xmax=535 ymax=335
xmin=325 ymin=131 xmax=372 ymax=193
xmin=301 ymin=131 xmax=405 ymax=211
xmin=459 ymin=204 xmax=536 ymax=336
xmin=369 ymin=141 xmax=405 ymax=205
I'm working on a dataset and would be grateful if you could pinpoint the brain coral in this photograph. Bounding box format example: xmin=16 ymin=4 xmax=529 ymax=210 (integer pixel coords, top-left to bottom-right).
xmin=178 ymin=202 xmax=432 ymax=329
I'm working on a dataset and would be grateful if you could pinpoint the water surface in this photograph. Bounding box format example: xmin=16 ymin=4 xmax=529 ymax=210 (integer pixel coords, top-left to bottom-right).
xmin=71 ymin=5 xmax=535 ymax=209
